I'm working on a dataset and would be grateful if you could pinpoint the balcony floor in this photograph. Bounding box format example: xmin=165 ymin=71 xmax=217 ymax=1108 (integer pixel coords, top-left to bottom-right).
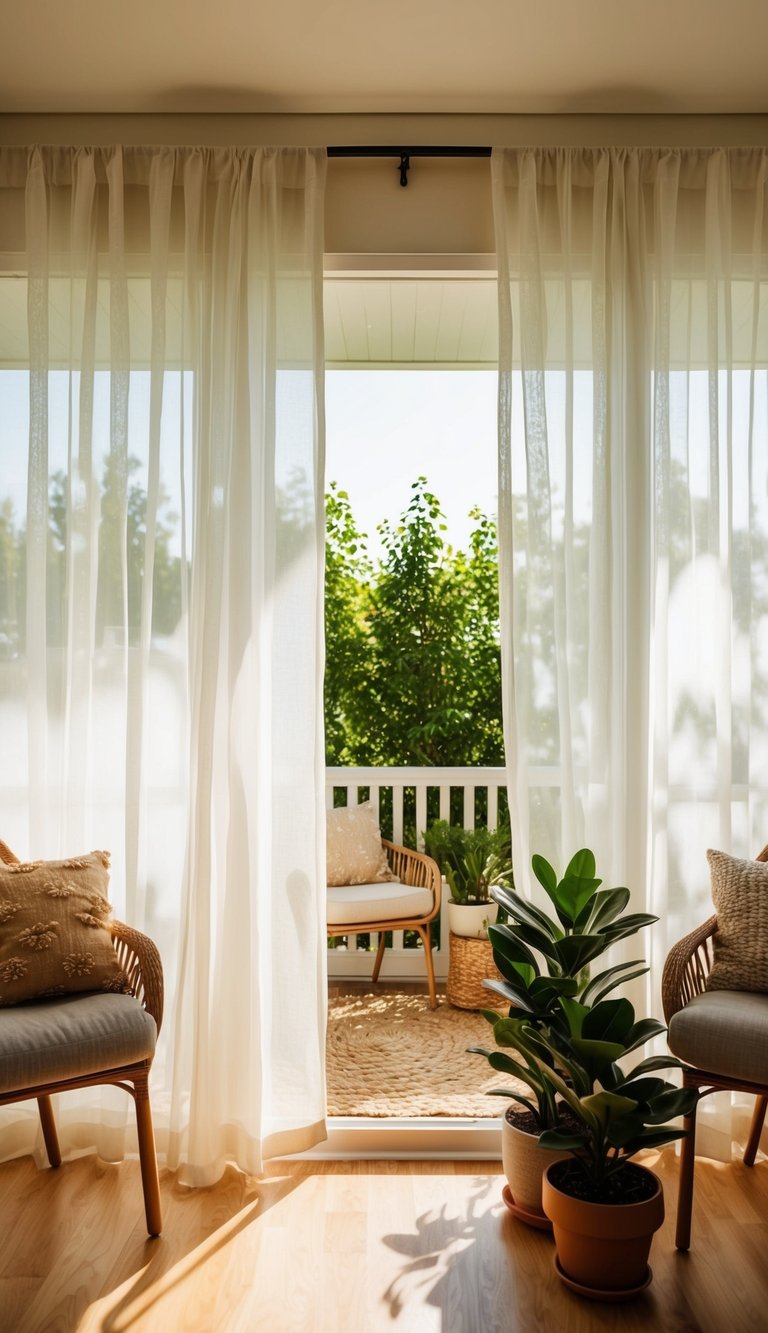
xmin=326 ymin=981 xmax=508 ymax=1119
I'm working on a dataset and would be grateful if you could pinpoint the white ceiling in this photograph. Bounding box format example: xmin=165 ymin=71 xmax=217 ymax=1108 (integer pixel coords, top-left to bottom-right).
xmin=2 ymin=0 xmax=768 ymax=116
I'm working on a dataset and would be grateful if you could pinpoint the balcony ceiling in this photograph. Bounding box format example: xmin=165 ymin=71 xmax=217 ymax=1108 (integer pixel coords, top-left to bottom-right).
xmin=1 ymin=1 xmax=768 ymax=116
xmin=325 ymin=277 xmax=498 ymax=368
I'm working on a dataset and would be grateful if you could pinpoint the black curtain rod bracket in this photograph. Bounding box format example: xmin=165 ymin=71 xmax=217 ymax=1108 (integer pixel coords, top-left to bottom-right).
xmin=327 ymin=146 xmax=491 ymax=189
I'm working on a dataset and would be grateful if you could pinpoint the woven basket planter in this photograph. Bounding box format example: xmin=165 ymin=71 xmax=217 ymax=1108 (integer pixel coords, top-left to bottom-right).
xmin=446 ymin=932 xmax=504 ymax=1011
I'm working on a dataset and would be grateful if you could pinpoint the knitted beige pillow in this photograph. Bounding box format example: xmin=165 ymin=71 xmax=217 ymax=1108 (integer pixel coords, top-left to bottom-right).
xmin=0 ymin=850 xmax=130 ymax=1006
xmin=326 ymin=802 xmax=395 ymax=888
xmin=706 ymin=848 xmax=768 ymax=993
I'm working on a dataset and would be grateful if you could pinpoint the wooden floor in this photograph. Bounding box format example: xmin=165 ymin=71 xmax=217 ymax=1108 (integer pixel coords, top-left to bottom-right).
xmin=0 ymin=1147 xmax=767 ymax=1333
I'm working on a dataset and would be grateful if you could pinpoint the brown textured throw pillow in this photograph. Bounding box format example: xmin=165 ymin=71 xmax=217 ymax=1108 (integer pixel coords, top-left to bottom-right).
xmin=706 ymin=848 xmax=768 ymax=993
xmin=0 ymin=850 xmax=130 ymax=1005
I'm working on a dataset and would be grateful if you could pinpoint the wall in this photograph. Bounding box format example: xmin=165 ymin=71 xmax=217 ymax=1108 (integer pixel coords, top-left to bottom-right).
xmin=1 ymin=113 xmax=767 ymax=256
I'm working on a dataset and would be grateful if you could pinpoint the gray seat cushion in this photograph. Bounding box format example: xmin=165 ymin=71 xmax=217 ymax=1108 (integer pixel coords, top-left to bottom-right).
xmin=0 ymin=992 xmax=157 ymax=1094
xmin=668 ymin=989 xmax=768 ymax=1086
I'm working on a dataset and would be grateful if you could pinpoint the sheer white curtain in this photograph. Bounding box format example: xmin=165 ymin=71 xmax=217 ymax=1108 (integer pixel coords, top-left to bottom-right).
xmin=0 ymin=144 xmax=328 ymax=1183
xmin=494 ymin=146 xmax=768 ymax=1153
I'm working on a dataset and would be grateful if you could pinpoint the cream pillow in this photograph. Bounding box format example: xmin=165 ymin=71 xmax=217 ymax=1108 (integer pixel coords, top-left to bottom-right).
xmin=706 ymin=848 xmax=768 ymax=993
xmin=0 ymin=850 xmax=130 ymax=1005
xmin=326 ymin=802 xmax=395 ymax=887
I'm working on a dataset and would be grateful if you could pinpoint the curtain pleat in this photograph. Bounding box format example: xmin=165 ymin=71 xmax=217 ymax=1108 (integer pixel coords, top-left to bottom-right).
xmin=0 ymin=144 xmax=328 ymax=1182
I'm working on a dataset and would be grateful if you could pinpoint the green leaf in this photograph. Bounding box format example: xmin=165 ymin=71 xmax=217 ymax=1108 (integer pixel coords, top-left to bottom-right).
xmin=564 ymin=848 xmax=597 ymax=882
xmin=582 ymin=1090 xmax=638 ymax=1127
xmin=621 ymin=1017 xmax=667 ymax=1054
xmin=486 ymin=1090 xmax=540 ymax=1117
xmin=556 ymin=873 xmax=602 ymax=926
xmin=494 ymin=919 xmax=561 ymax=966
xmin=644 ymin=1088 xmax=700 ymax=1123
xmin=619 ymin=1054 xmax=686 ymax=1080
xmin=491 ymin=893 xmax=563 ymax=943
xmin=487 ymin=924 xmax=541 ymax=978
xmin=579 ymin=886 xmax=631 ymax=932
xmin=553 ymin=932 xmax=609 ymax=975
xmin=579 ymin=960 xmax=649 ymax=1006
xmin=531 ymin=854 xmax=558 ymax=898
xmin=599 ymin=913 xmax=658 ymax=944
xmin=613 ymin=1077 xmax=668 ymax=1105
xmin=570 ymin=1037 xmax=627 ymax=1070
xmin=527 ymin=975 xmax=580 ymax=1008
xmin=480 ymin=978 xmax=537 ymax=1014
xmin=582 ymin=997 xmax=635 ymax=1043
xmin=537 ymin=1131 xmax=586 ymax=1151
xmin=558 ymin=996 xmax=589 ymax=1038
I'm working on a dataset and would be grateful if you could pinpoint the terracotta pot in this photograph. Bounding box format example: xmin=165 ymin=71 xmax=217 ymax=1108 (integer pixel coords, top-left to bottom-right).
xmin=501 ymin=1111 xmax=571 ymax=1222
xmin=542 ymin=1161 xmax=665 ymax=1296
xmin=446 ymin=900 xmax=499 ymax=939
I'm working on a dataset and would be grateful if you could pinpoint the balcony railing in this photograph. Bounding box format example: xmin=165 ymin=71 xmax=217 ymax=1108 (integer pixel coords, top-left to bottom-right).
xmin=325 ymin=766 xmax=508 ymax=981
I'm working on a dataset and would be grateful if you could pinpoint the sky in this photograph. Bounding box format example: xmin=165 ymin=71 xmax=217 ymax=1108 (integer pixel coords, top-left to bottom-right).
xmin=325 ymin=369 xmax=498 ymax=559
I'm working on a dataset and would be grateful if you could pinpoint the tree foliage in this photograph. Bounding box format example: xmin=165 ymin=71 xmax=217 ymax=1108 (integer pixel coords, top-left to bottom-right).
xmin=324 ymin=477 xmax=504 ymax=767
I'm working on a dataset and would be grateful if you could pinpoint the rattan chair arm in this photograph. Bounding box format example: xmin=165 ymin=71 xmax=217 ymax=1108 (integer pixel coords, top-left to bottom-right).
xmin=661 ymin=915 xmax=718 ymax=1023
xmin=109 ymin=920 xmax=164 ymax=1034
xmin=382 ymin=840 xmax=442 ymax=923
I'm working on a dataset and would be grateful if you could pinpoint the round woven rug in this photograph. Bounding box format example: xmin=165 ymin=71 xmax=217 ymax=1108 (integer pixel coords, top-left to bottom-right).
xmin=326 ymin=990 xmax=515 ymax=1118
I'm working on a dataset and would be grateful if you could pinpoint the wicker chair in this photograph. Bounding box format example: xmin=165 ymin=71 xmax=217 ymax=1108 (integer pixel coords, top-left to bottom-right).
xmin=662 ymin=844 xmax=768 ymax=1251
xmin=327 ymin=840 xmax=442 ymax=1009
xmin=0 ymin=839 xmax=164 ymax=1236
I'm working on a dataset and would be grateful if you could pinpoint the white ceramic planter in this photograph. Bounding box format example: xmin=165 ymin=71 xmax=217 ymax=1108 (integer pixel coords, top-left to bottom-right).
xmin=446 ymin=900 xmax=499 ymax=939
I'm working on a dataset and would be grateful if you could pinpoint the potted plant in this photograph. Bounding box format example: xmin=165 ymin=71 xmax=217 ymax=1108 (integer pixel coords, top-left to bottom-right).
xmin=422 ymin=820 xmax=513 ymax=939
xmin=469 ymin=848 xmax=659 ymax=1224
xmin=524 ymin=997 xmax=698 ymax=1297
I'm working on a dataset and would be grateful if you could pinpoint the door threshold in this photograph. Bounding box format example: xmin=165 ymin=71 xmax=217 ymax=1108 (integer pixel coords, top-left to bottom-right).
xmin=298 ymin=1116 xmax=503 ymax=1160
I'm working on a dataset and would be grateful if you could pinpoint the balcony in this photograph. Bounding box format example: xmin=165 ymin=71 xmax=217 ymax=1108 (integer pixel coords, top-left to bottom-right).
xmin=324 ymin=766 xmax=508 ymax=1136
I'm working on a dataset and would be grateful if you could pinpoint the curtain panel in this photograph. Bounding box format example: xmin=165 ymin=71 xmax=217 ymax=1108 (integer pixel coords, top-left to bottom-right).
xmin=493 ymin=146 xmax=768 ymax=1156
xmin=0 ymin=144 xmax=328 ymax=1183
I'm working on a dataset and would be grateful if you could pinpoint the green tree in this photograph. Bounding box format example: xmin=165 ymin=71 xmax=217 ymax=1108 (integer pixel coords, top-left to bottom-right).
xmin=324 ymin=483 xmax=372 ymax=765
xmin=324 ymin=477 xmax=504 ymax=768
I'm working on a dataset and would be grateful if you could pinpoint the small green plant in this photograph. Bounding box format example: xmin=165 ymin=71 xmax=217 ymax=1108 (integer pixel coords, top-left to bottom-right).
xmin=422 ymin=820 xmax=513 ymax=905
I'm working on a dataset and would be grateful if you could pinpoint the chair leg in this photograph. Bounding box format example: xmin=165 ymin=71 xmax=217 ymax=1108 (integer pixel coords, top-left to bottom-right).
xmin=371 ymin=931 xmax=387 ymax=983
xmin=133 ymin=1073 xmax=162 ymax=1237
xmin=675 ymin=1094 xmax=698 ymax=1252
xmin=37 ymin=1095 xmax=61 ymax=1168
xmin=744 ymin=1094 xmax=768 ymax=1167
xmin=416 ymin=925 xmax=438 ymax=1011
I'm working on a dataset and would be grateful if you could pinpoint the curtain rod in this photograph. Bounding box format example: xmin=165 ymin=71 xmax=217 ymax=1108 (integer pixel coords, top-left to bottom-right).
xmin=326 ymin=145 xmax=491 ymax=187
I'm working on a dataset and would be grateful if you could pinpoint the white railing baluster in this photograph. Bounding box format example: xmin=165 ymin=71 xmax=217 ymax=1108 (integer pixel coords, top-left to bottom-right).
xmin=392 ymin=786 xmax=404 ymax=845
xmin=415 ymin=785 xmax=427 ymax=851
xmin=487 ymin=783 xmax=498 ymax=831
xmin=439 ymin=784 xmax=450 ymax=822
xmin=463 ymin=785 xmax=474 ymax=831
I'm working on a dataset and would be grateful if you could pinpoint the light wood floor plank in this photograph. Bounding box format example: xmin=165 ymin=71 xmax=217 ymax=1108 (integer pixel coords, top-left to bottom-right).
xmin=0 ymin=1147 xmax=767 ymax=1332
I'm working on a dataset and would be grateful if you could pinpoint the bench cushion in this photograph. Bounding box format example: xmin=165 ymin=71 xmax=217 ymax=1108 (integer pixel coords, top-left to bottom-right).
xmin=668 ymin=989 xmax=768 ymax=1086
xmin=0 ymin=991 xmax=157 ymax=1094
xmin=327 ymin=881 xmax=433 ymax=926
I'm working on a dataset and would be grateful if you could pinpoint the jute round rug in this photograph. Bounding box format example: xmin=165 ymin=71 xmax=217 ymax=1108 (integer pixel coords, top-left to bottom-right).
xmin=326 ymin=990 xmax=515 ymax=1118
